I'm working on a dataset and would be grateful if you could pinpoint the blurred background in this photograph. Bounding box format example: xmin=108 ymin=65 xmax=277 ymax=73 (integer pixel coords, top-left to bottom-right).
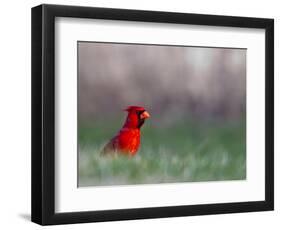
xmin=78 ymin=42 xmax=246 ymax=187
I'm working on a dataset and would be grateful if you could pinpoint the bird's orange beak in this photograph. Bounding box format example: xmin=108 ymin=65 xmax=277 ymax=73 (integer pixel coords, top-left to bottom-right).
xmin=140 ymin=111 xmax=150 ymax=119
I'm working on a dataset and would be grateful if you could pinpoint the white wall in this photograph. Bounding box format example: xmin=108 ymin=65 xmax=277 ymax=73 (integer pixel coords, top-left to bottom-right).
xmin=0 ymin=0 xmax=279 ymax=229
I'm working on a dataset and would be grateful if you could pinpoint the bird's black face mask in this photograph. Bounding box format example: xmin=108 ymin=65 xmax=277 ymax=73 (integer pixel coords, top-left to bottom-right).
xmin=136 ymin=110 xmax=146 ymax=129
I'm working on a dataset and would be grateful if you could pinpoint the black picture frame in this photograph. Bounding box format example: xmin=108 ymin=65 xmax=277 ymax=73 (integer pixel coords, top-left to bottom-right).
xmin=31 ymin=4 xmax=274 ymax=225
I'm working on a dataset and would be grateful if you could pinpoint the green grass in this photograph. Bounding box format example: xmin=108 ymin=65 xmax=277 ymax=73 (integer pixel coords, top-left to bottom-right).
xmin=78 ymin=119 xmax=246 ymax=187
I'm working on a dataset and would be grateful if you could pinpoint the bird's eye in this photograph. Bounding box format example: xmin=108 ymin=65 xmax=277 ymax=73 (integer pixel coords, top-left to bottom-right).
xmin=136 ymin=110 xmax=144 ymax=115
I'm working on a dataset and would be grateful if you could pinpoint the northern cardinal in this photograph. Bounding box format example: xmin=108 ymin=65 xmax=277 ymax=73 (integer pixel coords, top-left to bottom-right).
xmin=101 ymin=106 xmax=150 ymax=156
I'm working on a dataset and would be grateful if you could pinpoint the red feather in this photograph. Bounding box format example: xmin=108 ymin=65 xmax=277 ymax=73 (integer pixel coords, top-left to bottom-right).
xmin=101 ymin=106 xmax=150 ymax=156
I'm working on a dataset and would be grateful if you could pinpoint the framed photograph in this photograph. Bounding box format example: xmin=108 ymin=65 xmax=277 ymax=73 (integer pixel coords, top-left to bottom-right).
xmin=31 ymin=4 xmax=274 ymax=225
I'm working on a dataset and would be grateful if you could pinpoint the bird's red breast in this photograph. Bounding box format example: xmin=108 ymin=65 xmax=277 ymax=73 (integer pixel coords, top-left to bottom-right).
xmin=101 ymin=106 xmax=150 ymax=156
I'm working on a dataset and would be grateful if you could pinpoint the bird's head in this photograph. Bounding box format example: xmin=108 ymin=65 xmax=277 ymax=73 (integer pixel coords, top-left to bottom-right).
xmin=123 ymin=106 xmax=150 ymax=129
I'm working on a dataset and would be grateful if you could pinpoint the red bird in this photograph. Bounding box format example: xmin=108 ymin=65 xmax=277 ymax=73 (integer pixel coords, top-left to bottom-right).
xmin=101 ymin=106 xmax=150 ymax=156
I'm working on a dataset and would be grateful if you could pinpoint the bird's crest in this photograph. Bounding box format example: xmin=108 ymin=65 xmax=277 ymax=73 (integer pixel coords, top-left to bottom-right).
xmin=124 ymin=106 xmax=146 ymax=112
